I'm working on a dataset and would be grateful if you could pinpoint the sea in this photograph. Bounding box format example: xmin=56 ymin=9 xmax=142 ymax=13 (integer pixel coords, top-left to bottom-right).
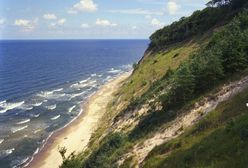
xmin=0 ymin=40 xmax=148 ymax=168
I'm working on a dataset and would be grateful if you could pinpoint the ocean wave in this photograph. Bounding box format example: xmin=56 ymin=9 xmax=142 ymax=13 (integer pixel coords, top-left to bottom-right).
xmin=70 ymin=80 xmax=97 ymax=89
xmin=38 ymin=91 xmax=66 ymax=100
xmin=69 ymin=91 xmax=86 ymax=100
xmin=68 ymin=105 xmax=76 ymax=113
xmin=91 ymin=73 xmax=97 ymax=77
xmin=18 ymin=105 xmax=33 ymax=111
xmin=12 ymin=125 xmax=28 ymax=133
xmin=108 ymin=68 xmax=121 ymax=74
xmin=34 ymin=129 xmax=42 ymax=134
xmin=16 ymin=119 xmax=31 ymax=125
xmin=0 ymin=100 xmax=6 ymax=105
xmin=0 ymin=139 xmax=4 ymax=145
xmin=51 ymin=115 xmax=60 ymax=120
xmin=53 ymin=88 xmax=63 ymax=92
xmin=32 ymin=102 xmax=43 ymax=107
xmin=13 ymin=156 xmax=30 ymax=168
xmin=0 ymin=148 xmax=15 ymax=158
xmin=39 ymin=91 xmax=54 ymax=96
xmin=105 ymin=76 xmax=112 ymax=82
xmin=33 ymin=148 xmax=39 ymax=155
xmin=0 ymin=101 xmax=25 ymax=114
xmin=45 ymin=104 xmax=56 ymax=110
xmin=33 ymin=113 xmax=40 ymax=118
xmin=79 ymin=77 xmax=91 ymax=84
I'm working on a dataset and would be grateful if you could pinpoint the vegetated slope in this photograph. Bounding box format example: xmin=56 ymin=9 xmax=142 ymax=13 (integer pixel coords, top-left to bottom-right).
xmin=143 ymin=81 xmax=248 ymax=168
xmin=60 ymin=0 xmax=248 ymax=168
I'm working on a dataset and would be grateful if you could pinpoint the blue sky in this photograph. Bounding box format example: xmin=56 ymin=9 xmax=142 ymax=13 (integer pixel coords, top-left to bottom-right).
xmin=0 ymin=0 xmax=208 ymax=39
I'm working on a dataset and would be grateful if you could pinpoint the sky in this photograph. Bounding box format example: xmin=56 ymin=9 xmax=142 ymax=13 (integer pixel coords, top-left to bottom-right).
xmin=0 ymin=0 xmax=208 ymax=39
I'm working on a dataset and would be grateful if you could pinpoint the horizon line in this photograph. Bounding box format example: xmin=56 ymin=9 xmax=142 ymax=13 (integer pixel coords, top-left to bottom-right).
xmin=0 ymin=38 xmax=149 ymax=41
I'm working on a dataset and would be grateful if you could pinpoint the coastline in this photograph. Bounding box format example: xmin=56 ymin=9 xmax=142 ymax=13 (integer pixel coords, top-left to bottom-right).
xmin=26 ymin=72 xmax=131 ymax=168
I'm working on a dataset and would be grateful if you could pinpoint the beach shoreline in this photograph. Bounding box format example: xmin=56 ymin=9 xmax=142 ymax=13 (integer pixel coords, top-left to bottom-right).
xmin=26 ymin=72 xmax=131 ymax=168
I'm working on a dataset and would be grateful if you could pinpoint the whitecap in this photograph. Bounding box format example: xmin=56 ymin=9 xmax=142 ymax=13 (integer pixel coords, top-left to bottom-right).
xmin=34 ymin=129 xmax=42 ymax=134
xmin=39 ymin=91 xmax=54 ymax=96
xmin=32 ymin=102 xmax=43 ymax=107
xmin=51 ymin=115 xmax=60 ymax=120
xmin=0 ymin=139 xmax=4 ymax=145
xmin=0 ymin=101 xmax=25 ymax=114
xmin=38 ymin=91 xmax=66 ymax=100
xmin=68 ymin=105 xmax=76 ymax=113
xmin=33 ymin=148 xmax=39 ymax=155
xmin=0 ymin=148 xmax=15 ymax=158
xmin=33 ymin=114 xmax=40 ymax=118
xmin=53 ymin=88 xmax=63 ymax=92
xmin=69 ymin=92 xmax=86 ymax=100
xmin=91 ymin=73 xmax=97 ymax=77
xmin=12 ymin=125 xmax=28 ymax=133
xmin=16 ymin=119 xmax=31 ymax=125
xmin=0 ymin=100 xmax=6 ymax=105
xmin=108 ymin=68 xmax=121 ymax=74
xmin=45 ymin=104 xmax=56 ymax=110
xmin=71 ymin=80 xmax=97 ymax=89
xmin=18 ymin=105 xmax=33 ymax=111
xmin=79 ymin=77 xmax=91 ymax=84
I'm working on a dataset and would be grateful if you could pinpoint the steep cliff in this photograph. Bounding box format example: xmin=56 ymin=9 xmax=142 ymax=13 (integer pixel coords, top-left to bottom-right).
xmin=61 ymin=1 xmax=248 ymax=167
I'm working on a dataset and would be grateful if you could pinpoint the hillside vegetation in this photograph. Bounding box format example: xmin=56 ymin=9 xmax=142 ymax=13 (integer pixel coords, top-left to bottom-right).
xmin=60 ymin=0 xmax=248 ymax=167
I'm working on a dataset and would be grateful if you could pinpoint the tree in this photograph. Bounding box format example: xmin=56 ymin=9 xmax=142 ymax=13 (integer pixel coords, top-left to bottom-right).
xmin=58 ymin=146 xmax=67 ymax=160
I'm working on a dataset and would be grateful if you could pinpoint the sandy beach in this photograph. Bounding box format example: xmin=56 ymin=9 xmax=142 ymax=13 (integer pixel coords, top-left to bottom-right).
xmin=27 ymin=72 xmax=130 ymax=168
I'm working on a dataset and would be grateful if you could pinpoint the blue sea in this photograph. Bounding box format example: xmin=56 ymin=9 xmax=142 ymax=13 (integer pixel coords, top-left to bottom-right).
xmin=0 ymin=40 xmax=148 ymax=168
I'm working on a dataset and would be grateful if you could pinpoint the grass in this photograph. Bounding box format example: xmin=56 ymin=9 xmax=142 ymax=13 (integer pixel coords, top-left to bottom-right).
xmin=143 ymin=87 xmax=248 ymax=168
xmin=117 ymin=39 xmax=201 ymax=103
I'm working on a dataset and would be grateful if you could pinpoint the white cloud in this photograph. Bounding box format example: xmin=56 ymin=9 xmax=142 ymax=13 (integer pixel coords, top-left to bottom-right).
xmin=81 ymin=23 xmax=90 ymax=28
xmin=107 ymin=8 xmax=163 ymax=15
xmin=0 ymin=18 xmax=5 ymax=25
xmin=69 ymin=0 xmax=97 ymax=14
xmin=43 ymin=14 xmax=57 ymax=20
xmin=50 ymin=18 xmax=66 ymax=28
xmin=167 ymin=1 xmax=180 ymax=15
xmin=57 ymin=18 xmax=66 ymax=25
xmin=151 ymin=18 xmax=164 ymax=28
xmin=14 ymin=18 xmax=38 ymax=31
xmin=95 ymin=19 xmax=117 ymax=27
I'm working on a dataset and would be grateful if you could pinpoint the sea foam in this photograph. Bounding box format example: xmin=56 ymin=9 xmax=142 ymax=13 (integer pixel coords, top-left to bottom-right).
xmin=12 ymin=125 xmax=28 ymax=133
xmin=108 ymin=68 xmax=121 ymax=74
xmin=45 ymin=104 xmax=56 ymax=110
xmin=0 ymin=101 xmax=25 ymax=113
xmin=0 ymin=148 xmax=15 ymax=158
xmin=68 ymin=105 xmax=76 ymax=113
xmin=16 ymin=119 xmax=31 ymax=125
xmin=51 ymin=115 xmax=60 ymax=120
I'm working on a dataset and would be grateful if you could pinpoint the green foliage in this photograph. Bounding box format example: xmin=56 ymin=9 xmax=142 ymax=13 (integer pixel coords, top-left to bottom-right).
xmin=149 ymin=0 xmax=248 ymax=50
xmin=82 ymin=133 xmax=128 ymax=168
